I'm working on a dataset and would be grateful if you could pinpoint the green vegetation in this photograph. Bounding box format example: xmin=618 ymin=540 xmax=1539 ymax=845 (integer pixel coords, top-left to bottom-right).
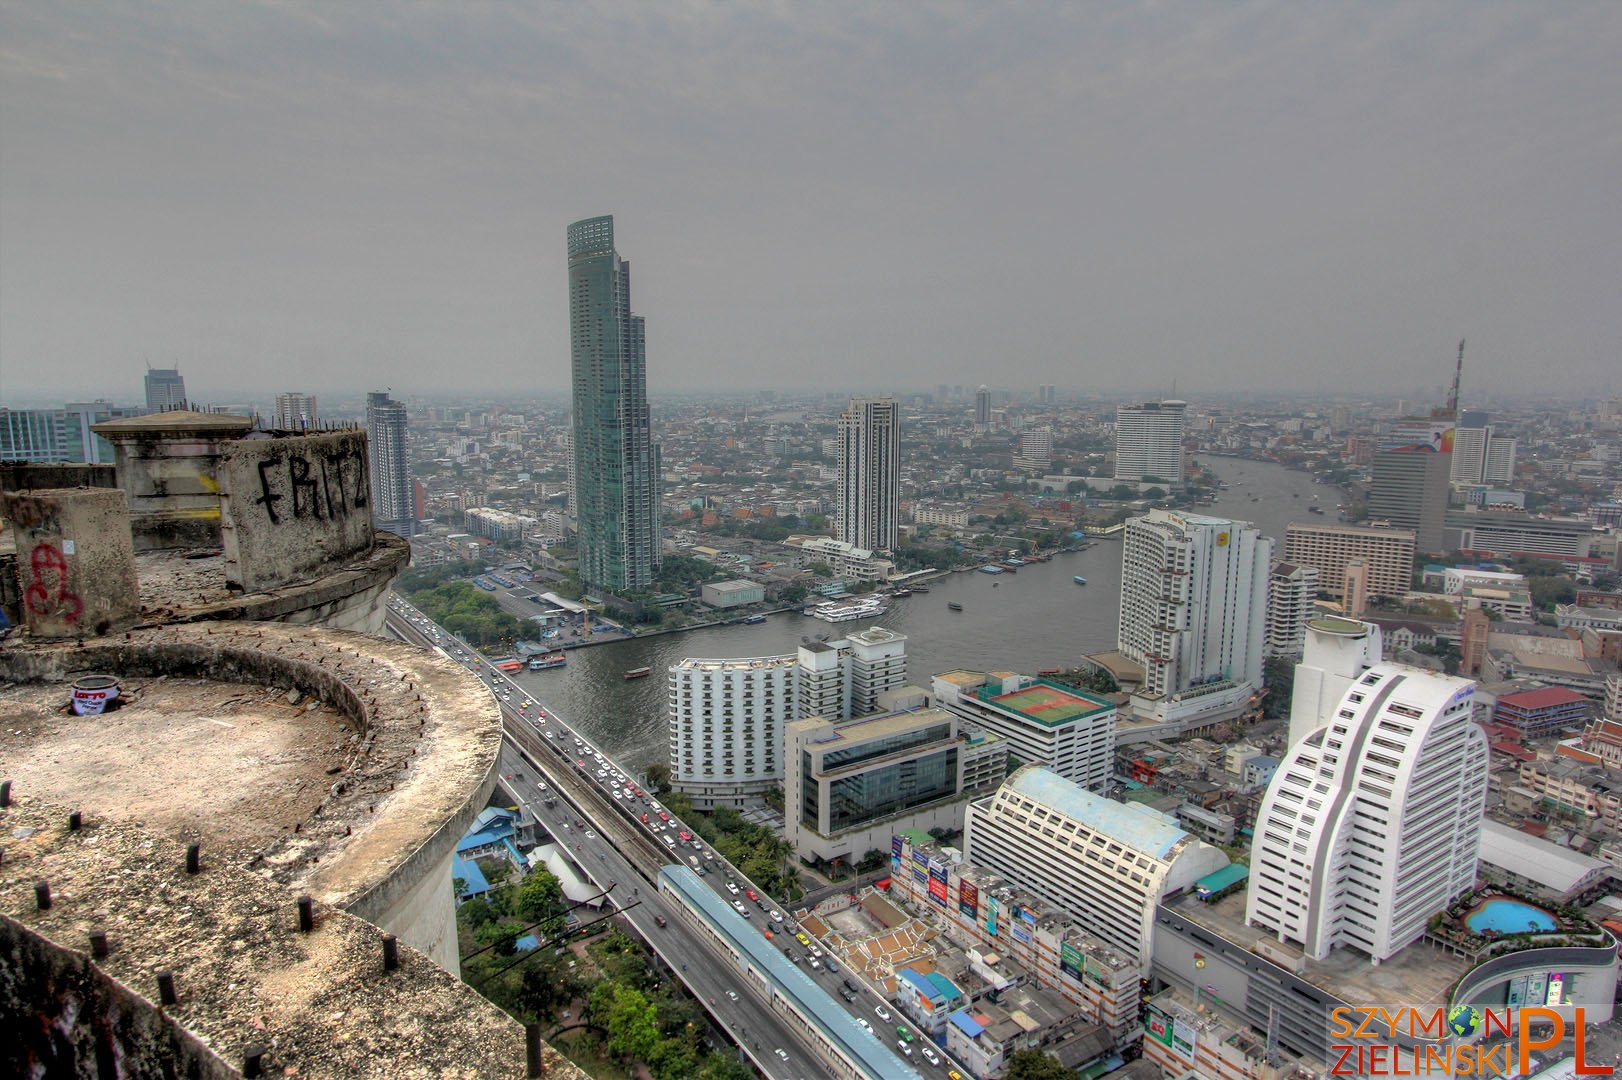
xmin=407 ymin=581 xmax=528 ymax=646
xmin=655 ymin=554 xmax=724 ymax=592
xmin=458 ymin=874 xmax=748 ymax=1080
xmin=662 ymin=794 xmax=803 ymax=901
xmin=1005 ymin=1047 xmax=1076 ymax=1080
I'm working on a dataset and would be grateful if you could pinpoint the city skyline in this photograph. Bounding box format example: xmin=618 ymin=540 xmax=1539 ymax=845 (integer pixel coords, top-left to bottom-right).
xmin=3 ymin=5 xmax=1620 ymax=401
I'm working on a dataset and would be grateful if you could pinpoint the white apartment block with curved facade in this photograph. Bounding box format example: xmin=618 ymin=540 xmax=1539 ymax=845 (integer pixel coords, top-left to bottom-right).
xmin=964 ymin=765 xmax=1230 ymax=966
xmin=1246 ymin=659 xmax=1488 ymax=964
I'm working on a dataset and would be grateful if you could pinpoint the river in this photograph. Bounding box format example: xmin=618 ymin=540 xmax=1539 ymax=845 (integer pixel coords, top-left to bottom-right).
xmin=507 ymin=456 xmax=1344 ymax=772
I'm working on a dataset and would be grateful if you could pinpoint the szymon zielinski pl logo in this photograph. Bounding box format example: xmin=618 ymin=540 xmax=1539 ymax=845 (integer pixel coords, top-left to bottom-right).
xmin=1328 ymin=1005 xmax=1614 ymax=1076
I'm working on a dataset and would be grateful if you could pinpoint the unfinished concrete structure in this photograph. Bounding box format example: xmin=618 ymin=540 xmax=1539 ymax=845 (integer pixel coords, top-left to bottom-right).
xmin=2 ymin=416 xmax=409 ymax=636
xmin=0 ymin=622 xmax=583 ymax=1078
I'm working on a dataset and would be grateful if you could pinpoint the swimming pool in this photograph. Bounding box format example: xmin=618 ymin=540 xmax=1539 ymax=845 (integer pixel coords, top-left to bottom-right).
xmin=1466 ymin=898 xmax=1557 ymax=935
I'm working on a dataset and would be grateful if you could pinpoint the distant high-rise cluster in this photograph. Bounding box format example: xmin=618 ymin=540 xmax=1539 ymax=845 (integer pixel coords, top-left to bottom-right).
xmin=1036 ymin=383 xmax=1057 ymax=404
xmin=567 ymin=215 xmax=660 ymax=594
xmin=274 ymin=392 xmax=319 ymax=431
xmin=836 ymin=397 xmax=899 ymax=551
xmin=144 ymin=366 xmax=186 ymax=412
xmin=366 ymin=390 xmax=415 ymax=537
xmin=974 ymin=385 xmax=991 ymax=427
xmin=1451 ymin=412 xmax=1517 ymax=487
xmin=1114 ymin=399 xmax=1186 ymax=486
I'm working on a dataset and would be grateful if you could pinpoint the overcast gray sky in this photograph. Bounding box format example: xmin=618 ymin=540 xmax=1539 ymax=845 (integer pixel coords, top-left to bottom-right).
xmin=2 ymin=1 xmax=1618 ymax=406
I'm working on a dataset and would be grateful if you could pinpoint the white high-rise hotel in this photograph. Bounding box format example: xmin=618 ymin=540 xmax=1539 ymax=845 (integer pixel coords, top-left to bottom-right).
xmin=1117 ymin=509 xmax=1271 ymax=724
xmin=836 ymin=398 xmax=900 ymax=552
xmin=669 ymin=627 xmax=908 ymax=809
xmin=1114 ymin=399 xmax=1187 ymax=486
xmin=1247 ymin=617 xmax=1488 ymax=963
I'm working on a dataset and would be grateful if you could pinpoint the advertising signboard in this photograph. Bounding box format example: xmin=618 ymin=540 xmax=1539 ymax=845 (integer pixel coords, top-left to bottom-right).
xmin=959 ymin=880 xmax=979 ymax=918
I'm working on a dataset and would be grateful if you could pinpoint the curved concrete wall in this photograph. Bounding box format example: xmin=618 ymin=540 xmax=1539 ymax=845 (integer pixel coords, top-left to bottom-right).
xmin=1453 ymin=938 xmax=1619 ymax=1024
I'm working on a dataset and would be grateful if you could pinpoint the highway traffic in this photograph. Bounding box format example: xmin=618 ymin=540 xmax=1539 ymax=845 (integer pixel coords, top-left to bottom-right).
xmin=387 ymin=596 xmax=966 ymax=1079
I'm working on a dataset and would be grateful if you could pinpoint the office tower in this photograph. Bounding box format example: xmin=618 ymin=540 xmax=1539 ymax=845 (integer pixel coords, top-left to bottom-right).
xmin=974 ymin=385 xmax=991 ymax=426
xmin=1013 ymin=425 xmax=1053 ymax=473
xmin=1452 ymin=424 xmax=1517 ymax=486
xmin=836 ymin=397 xmax=900 ymax=551
xmin=366 ymin=391 xmax=415 ymax=537
xmin=1368 ymin=445 xmax=1450 ymax=553
xmin=144 ymin=367 xmax=187 ymax=412
xmin=1264 ymin=561 xmax=1319 ymax=658
xmin=567 ymin=215 xmax=660 ymax=594
xmin=785 ymin=704 xmax=1006 ymax=865
xmin=1113 ymin=400 xmax=1187 ymax=485
xmin=932 ymin=671 xmax=1116 ymax=791
xmin=1 ymin=402 xmax=136 ymax=464
xmin=274 ymin=393 xmax=319 ymax=431
xmin=1283 ymin=522 xmax=1416 ymax=601
xmin=964 ymin=765 xmax=1230 ymax=965
xmin=1248 ymin=655 xmax=1487 ymax=963
xmin=1118 ymin=509 xmax=1271 ymax=701
xmin=1285 ymin=615 xmax=1383 ymax=749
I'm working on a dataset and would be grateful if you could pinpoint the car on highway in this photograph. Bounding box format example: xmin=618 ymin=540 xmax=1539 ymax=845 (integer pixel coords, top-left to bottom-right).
xmin=826 ymin=958 xmax=839 ymax=973
xmin=726 ymin=990 xmax=738 ymax=1002
xmin=653 ymin=914 xmax=667 ymax=928
xmin=897 ymin=1041 xmax=912 ymax=1057
xmin=732 ymin=901 xmax=750 ymax=917
xmin=896 ymin=1027 xmax=913 ymax=1042
xmin=726 ymin=883 xmax=739 ymax=895
xmin=744 ymin=888 xmax=758 ymax=902
xmin=769 ymin=910 xmax=784 ymax=923
xmin=875 ymin=1004 xmax=892 ymax=1021
xmin=774 ymin=1049 xmax=788 ymax=1062
xmin=657 ymin=810 xmax=671 ymax=822
xmin=855 ymin=1018 xmax=870 ymax=1031
xmin=921 ymin=1046 xmax=940 ymax=1065
xmin=678 ymin=830 xmax=692 ymax=841
xmin=641 ymin=813 xmax=650 ymax=823
xmin=795 ymin=932 xmax=811 ymax=946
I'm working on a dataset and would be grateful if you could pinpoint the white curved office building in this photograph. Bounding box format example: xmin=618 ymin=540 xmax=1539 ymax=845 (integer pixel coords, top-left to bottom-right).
xmin=1247 ymin=660 xmax=1488 ymax=963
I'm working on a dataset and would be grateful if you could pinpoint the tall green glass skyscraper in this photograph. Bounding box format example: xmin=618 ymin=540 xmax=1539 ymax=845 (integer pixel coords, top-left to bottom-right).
xmin=568 ymin=216 xmax=660 ymax=594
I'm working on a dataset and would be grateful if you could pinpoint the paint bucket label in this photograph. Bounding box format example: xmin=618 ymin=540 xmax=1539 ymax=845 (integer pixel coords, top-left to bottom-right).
xmin=71 ymin=675 xmax=120 ymax=716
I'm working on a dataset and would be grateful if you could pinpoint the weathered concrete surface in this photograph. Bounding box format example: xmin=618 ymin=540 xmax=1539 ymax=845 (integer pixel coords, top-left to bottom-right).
xmin=136 ymin=530 xmax=409 ymax=636
xmin=1 ymin=799 xmax=589 ymax=1079
xmin=0 ymin=461 xmax=117 ymax=492
xmin=0 ymin=620 xmax=501 ymax=973
xmin=4 ymin=487 xmax=139 ymax=638
xmin=218 ymin=430 xmax=374 ymax=593
xmin=91 ymin=410 xmax=253 ymax=551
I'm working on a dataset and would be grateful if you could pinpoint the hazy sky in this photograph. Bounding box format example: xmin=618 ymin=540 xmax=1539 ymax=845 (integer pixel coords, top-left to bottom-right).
xmin=2 ymin=2 xmax=1619 ymax=406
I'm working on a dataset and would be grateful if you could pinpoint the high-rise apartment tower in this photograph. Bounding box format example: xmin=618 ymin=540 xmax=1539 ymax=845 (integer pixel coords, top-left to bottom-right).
xmin=836 ymin=397 xmax=900 ymax=551
xmin=1114 ymin=400 xmax=1187 ymax=486
xmin=567 ymin=215 xmax=660 ymax=593
xmin=366 ymin=391 xmax=415 ymax=537
xmin=145 ymin=367 xmax=187 ymax=412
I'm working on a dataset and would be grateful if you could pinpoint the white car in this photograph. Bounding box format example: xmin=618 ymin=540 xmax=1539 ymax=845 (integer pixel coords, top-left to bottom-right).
xmin=733 ymin=901 xmax=751 ymax=918
xmin=726 ymin=990 xmax=738 ymax=1002
xmin=875 ymin=1005 xmax=892 ymax=1021
xmin=726 ymin=883 xmax=739 ymax=895
xmin=770 ymin=910 xmax=784 ymax=923
xmin=856 ymin=1018 xmax=870 ymax=1031
xmin=921 ymin=1047 xmax=940 ymax=1065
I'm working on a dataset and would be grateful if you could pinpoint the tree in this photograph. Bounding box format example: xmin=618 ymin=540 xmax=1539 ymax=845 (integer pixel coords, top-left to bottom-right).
xmin=599 ymin=984 xmax=661 ymax=1061
xmin=1005 ymin=1048 xmax=1075 ymax=1080
xmin=514 ymin=870 xmax=563 ymax=923
xmin=644 ymin=762 xmax=672 ymax=794
xmin=856 ymin=848 xmax=888 ymax=873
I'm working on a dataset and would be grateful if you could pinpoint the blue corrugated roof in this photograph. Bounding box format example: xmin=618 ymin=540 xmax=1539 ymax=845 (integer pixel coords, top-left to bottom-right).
xmin=1006 ymin=766 xmax=1190 ymax=859
xmin=453 ymin=855 xmax=489 ymax=897
xmin=659 ymin=865 xmax=922 ymax=1080
xmin=947 ymin=1008 xmax=984 ymax=1038
xmin=925 ymin=972 xmax=963 ymax=1002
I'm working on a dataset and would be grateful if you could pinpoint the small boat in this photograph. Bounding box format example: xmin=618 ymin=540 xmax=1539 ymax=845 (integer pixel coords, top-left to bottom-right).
xmin=891 ymin=588 xmax=912 ymax=597
xmin=624 ymin=666 xmax=653 ymax=680
xmin=947 ymin=602 xmax=964 ymax=612
xmin=1073 ymin=576 xmax=1088 ymax=585
xmin=910 ymin=584 xmax=930 ymax=593
xmin=528 ymin=652 xmax=567 ymax=670
xmin=979 ymin=565 xmax=1004 ymax=575
xmin=742 ymin=614 xmax=767 ymax=624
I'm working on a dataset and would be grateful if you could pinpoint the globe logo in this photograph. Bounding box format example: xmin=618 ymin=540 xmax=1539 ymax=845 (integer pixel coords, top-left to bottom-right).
xmin=1447 ymin=1004 xmax=1482 ymax=1039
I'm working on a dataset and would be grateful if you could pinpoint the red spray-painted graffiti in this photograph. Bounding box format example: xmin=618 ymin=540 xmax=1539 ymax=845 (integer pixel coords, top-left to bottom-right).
xmin=24 ymin=543 xmax=83 ymax=624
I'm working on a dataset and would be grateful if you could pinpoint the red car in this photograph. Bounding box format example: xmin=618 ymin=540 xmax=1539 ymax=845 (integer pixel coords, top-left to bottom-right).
xmin=678 ymin=830 xmax=692 ymax=841
xmin=641 ymin=813 xmax=650 ymax=823
xmin=657 ymin=811 xmax=671 ymax=822
xmin=745 ymin=889 xmax=758 ymax=902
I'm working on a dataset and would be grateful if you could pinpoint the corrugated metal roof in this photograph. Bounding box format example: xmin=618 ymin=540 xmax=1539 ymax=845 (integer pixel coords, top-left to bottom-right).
xmin=1006 ymin=766 xmax=1191 ymax=859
